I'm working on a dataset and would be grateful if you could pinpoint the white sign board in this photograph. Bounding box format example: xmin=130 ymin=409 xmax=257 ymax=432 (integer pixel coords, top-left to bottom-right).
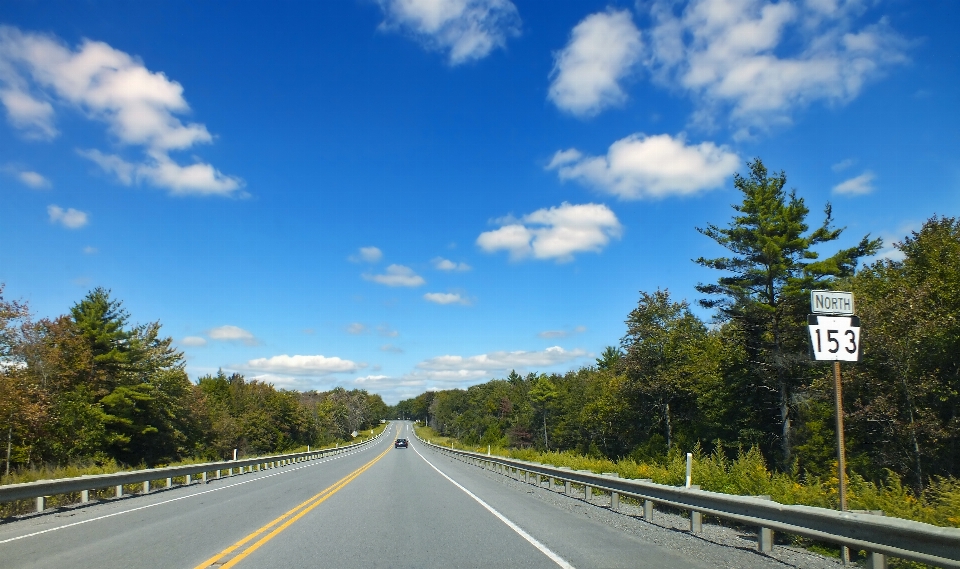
xmin=811 ymin=290 xmax=855 ymax=315
xmin=808 ymin=315 xmax=861 ymax=361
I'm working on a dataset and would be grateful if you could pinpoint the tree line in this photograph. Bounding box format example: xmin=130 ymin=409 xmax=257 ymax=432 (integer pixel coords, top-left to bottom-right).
xmin=0 ymin=288 xmax=388 ymax=473
xmin=395 ymin=159 xmax=960 ymax=490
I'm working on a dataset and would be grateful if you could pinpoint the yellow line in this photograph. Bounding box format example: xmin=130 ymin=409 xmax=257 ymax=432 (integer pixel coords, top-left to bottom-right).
xmin=194 ymin=427 xmax=398 ymax=569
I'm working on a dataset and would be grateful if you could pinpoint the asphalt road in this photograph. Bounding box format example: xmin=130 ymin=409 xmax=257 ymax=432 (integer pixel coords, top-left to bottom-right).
xmin=0 ymin=422 xmax=831 ymax=569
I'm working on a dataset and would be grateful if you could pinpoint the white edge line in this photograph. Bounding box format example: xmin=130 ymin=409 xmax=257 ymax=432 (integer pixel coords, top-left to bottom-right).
xmin=0 ymin=433 xmax=389 ymax=546
xmin=411 ymin=440 xmax=576 ymax=569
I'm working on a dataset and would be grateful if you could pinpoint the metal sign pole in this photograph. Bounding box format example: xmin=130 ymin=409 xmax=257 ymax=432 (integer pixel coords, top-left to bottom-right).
xmin=833 ymin=360 xmax=849 ymax=564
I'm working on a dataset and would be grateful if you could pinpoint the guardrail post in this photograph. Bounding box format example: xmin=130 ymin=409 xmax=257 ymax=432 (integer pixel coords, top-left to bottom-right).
xmin=853 ymin=510 xmax=887 ymax=569
xmin=602 ymin=473 xmax=619 ymax=511
xmin=116 ymin=485 xmax=123 ymax=498
xmin=228 ymin=467 xmax=233 ymax=476
xmin=166 ymin=477 xmax=173 ymax=489
xmin=36 ymin=495 xmax=45 ymax=512
xmin=202 ymin=472 xmax=207 ymax=483
xmin=143 ymin=480 xmax=150 ymax=494
xmin=756 ymin=495 xmax=773 ymax=553
xmin=689 ymin=485 xmax=701 ymax=533
xmin=186 ymin=474 xmax=192 ymax=485
xmin=81 ymin=489 xmax=90 ymax=503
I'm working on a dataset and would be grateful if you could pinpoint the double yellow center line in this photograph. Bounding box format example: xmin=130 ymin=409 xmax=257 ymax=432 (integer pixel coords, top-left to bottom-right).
xmin=193 ymin=432 xmax=395 ymax=569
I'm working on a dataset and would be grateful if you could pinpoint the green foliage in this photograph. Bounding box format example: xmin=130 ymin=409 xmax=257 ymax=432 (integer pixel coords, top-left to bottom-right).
xmin=694 ymin=158 xmax=879 ymax=467
xmin=0 ymin=286 xmax=387 ymax=476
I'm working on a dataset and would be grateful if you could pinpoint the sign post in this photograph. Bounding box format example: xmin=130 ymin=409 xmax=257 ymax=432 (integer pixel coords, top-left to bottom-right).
xmin=808 ymin=291 xmax=860 ymax=564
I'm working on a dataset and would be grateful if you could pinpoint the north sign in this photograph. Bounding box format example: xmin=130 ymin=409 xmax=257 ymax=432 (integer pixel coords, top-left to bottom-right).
xmin=810 ymin=290 xmax=855 ymax=316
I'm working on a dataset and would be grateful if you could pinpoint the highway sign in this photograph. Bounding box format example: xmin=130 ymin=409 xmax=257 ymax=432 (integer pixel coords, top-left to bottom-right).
xmin=808 ymin=315 xmax=861 ymax=361
xmin=810 ymin=290 xmax=855 ymax=315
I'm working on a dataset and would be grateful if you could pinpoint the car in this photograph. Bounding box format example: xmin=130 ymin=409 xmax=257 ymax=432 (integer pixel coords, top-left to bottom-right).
xmin=394 ymin=438 xmax=408 ymax=448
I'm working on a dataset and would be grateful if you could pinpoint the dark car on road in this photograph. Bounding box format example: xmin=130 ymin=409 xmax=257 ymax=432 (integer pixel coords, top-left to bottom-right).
xmin=395 ymin=438 xmax=408 ymax=448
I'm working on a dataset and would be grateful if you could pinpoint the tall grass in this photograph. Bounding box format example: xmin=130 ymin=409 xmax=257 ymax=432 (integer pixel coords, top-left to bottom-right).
xmin=415 ymin=426 xmax=960 ymax=529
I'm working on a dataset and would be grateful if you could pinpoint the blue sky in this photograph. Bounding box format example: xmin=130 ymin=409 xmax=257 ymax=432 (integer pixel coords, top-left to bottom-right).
xmin=1 ymin=0 xmax=957 ymax=403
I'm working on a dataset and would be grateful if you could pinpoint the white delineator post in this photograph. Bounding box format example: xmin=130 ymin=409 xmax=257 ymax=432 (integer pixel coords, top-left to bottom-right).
xmin=685 ymin=453 xmax=693 ymax=488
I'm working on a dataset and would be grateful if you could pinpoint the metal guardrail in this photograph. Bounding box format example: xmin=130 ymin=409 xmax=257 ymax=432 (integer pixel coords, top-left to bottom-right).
xmin=1 ymin=428 xmax=388 ymax=513
xmin=418 ymin=435 xmax=960 ymax=569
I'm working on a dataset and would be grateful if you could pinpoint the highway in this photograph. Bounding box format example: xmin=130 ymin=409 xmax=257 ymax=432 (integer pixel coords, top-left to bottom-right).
xmin=0 ymin=422 xmax=832 ymax=568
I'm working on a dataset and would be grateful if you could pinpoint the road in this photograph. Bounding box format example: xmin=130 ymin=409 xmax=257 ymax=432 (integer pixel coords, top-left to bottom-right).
xmin=0 ymin=422 xmax=831 ymax=568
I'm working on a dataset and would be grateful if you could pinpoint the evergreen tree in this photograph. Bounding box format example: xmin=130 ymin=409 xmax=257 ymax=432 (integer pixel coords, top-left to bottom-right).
xmin=695 ymin=158 xmax=879 ymax=466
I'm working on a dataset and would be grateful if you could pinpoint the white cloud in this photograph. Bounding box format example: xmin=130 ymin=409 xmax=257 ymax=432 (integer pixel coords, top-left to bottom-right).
xmin=346 ymin=322 xmax=367 ymax=335
xmin=413 ymin=345 xmax=588 ymax=383
xmin=424 ymin=292 xmax=471 ymax=305
xmin=548 ymin=10 xmax=643 ymax=116
xmin=377 ymin=0 xmax=521 ymax=65
xmin=832 ymin=158 xmax=855 ymax=172
xmin=207 ymin=325 xmax=258 ymax=346
xmin=180 ymin=336 xmax=207 ymax=347
xmin=349 ymin=246 xmax=383 ymax=263
xmin=643 ymin=0 xmax=909 ymax=134
xmin=477 ymin=202 xmax=621 ymax=262
xmin=47 ymin=204 xmax=88 ymax=229
xmin=363 ymin=264 xmax=426 ymax=287
xmin=244 ymin=354 xmax=364 ymax=376
xmin=82 ymin=246 xmax=97 ymax=254
xmin=548 ymin=133 xmax=739 ymax=200
xmin=0 ymin=26 xmax=241 ymax=196
xmin=833 ymin=171 xmax=875 ymax=195
xmin=380 ymin=344 xmax=404 ymax=353
xmin=538 ymin=325 xmax=586 ymax=339
xmin=0 ymin=87 xmax=55 ymax=139
xmin=15 ymin=169 xmax=50 ymax=188
xmin=432 ymin=257 xmax=471 ymax=271
xmin=78 ymin=149 xmax=241 ymax=196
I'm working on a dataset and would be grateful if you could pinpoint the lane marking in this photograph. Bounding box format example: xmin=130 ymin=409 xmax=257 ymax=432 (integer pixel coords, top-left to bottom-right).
xmin=411 ymin=441 xmax=576 ymax=569
xmin=195 ymin=426 xmax=399 ymax=569
xmin=0 ymin=433 xmax=389 ymax=546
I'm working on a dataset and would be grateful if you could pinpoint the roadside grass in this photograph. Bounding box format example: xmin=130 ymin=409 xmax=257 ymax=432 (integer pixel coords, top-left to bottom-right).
xmin=0 ymin=421 xmax=391 ymax=517
xmin=413 ymin=425 xmax=960 ymax=530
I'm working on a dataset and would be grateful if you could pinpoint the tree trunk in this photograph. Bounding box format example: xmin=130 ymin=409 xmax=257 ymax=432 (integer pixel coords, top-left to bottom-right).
xmin=664 ymin=402 xmax=673 ymax=451
xmin=5 ymin=425 xmax=11 ymax=477
xmin=900 ymin=374 xmax=924 ymax=489
xmin=543 ymin=413 xmax=549 ymax=450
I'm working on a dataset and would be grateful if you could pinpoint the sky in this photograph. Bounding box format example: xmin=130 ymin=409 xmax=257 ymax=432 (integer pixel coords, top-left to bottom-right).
xmin=1 ymin=0 xmax=958 ymax=404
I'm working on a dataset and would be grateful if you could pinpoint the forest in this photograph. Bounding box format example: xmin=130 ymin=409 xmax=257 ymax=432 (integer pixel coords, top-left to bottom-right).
xmin=0 ymin=287 xmax=388 ymax=475
xmin=396 ymin=160 xmax=960 ymax=494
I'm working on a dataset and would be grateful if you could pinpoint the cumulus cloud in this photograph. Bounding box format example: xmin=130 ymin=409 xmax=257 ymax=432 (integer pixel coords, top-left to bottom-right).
xmin=424 ymin=292 xmax=470 ymax=305
xmin=547 ymin=133 xmax=739 ymax=200
xmin=377 ymin=0 xmax=521 ymax=65
xmin=548 ymin=10 xmax=643 ymax=116
xmin=642 ymin=0 xmax=909 ymax=134
xmin=7 ymin=168 xmax=50 ymax=188
xmin=349 ymin=246 xmax=383 ymax=263
xmin=47 ymin=204 xmax=88 ymax=229
xmin=0 ymin=26 xmax=241 ymax=196
xmin=244 ymin=354 xmax=364 ymax=376
xmin=363 ymin=264 xmax=426 ymax=287
xmin=207 ymin=325 xmax=258 ymax=346
xmin=432 ymin=257 xmax=471 ymax=271
xmin=412 ymin=346 xmax=588 ymax=383
xmin=180 ymin=336 xmax=207 ymax=347
xmin=346 ymin=322 xmax=368 ymax=335
xmin=833 ymin=171 xmax=875 ymax=196
xmin=477 ymin=202 xmax=621 ymax=262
